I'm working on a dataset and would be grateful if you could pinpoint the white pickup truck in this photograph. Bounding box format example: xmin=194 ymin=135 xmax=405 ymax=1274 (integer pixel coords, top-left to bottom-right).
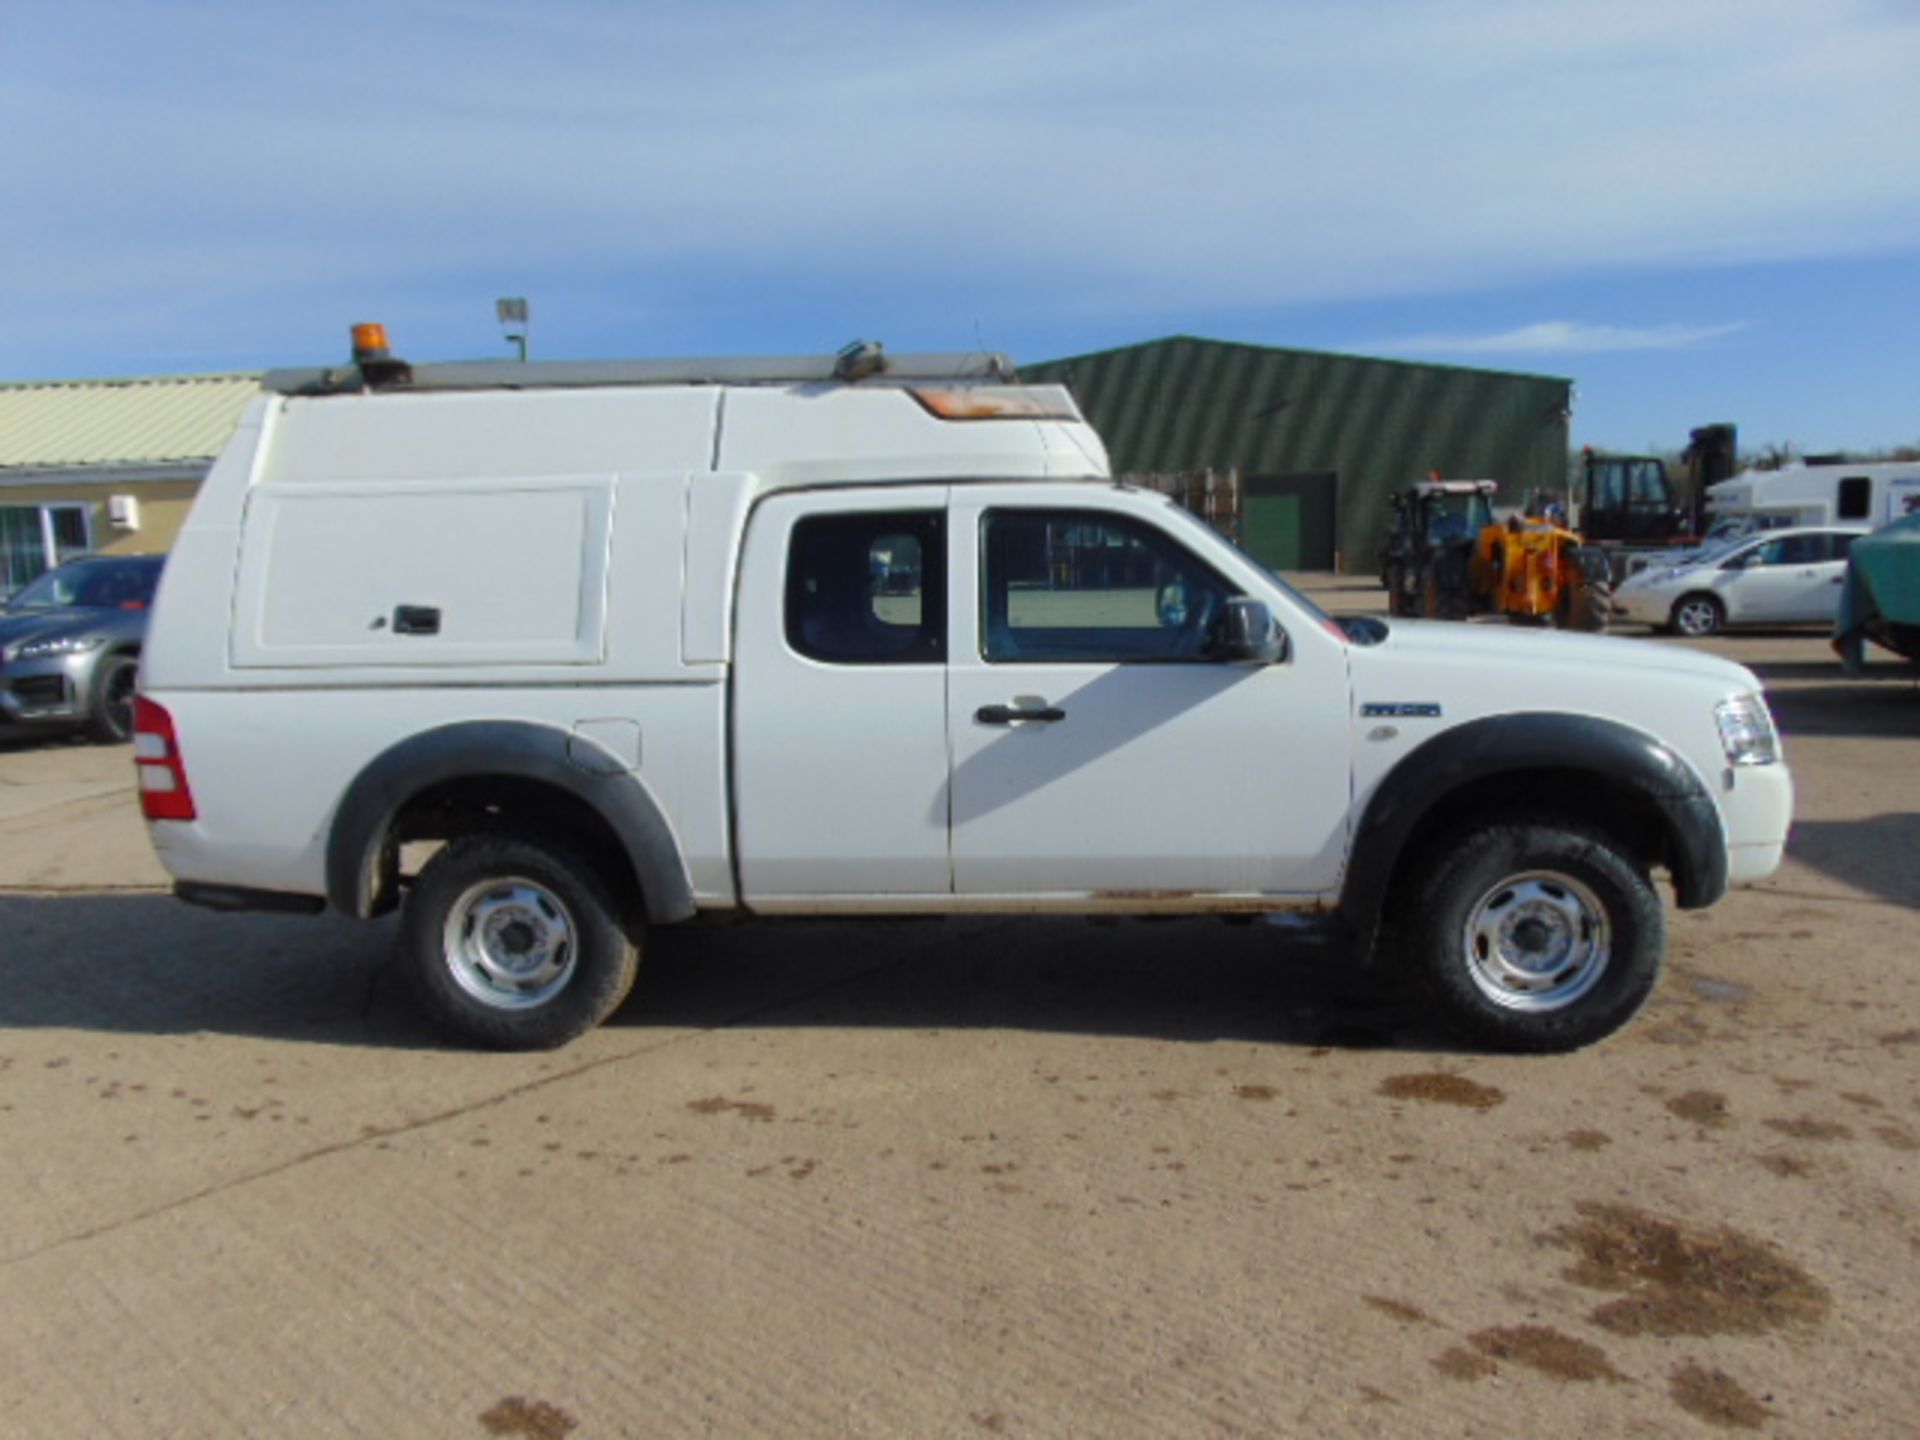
xmin=135 ymin=335 xmax=1793 ymax=1052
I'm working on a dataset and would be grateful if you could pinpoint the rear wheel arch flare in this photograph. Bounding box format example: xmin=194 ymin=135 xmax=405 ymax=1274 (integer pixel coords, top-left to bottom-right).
xmin=325 ymin=720 xmax=694 ymax=923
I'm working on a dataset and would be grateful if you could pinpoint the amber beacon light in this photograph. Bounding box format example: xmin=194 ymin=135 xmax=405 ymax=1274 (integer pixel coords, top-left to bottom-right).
xmin=350 ymin=322 xmax=392 ymax=364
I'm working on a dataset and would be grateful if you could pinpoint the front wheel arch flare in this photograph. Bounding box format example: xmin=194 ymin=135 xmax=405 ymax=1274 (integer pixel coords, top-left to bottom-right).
xmin=1339 ymin=712 xmax=1726 ymax=964
xmin=325 ymin=720 xmax=694 ymax=924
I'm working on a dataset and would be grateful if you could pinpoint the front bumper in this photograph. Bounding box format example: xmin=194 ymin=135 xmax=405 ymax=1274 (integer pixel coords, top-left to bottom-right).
xmin=1721 ymin=759 xmax=1795 ymax=885
xmin=0 ymin=654 xmax=91 ymax=728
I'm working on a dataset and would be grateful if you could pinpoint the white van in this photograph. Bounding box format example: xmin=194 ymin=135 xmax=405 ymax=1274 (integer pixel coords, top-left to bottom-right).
xmin=135 ymin=330 xmax=1793 ymax=1054
xmin=1707 ymin=460 xmax=1920 ymax=531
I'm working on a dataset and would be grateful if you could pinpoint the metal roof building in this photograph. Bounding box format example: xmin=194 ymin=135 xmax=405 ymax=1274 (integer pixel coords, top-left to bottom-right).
xmin=0 ymin=373 xmax=260 ymax=478
xmin=0 ymin=373 xmax=260 ymax=591
xmin=1024 ymin=335 xmax=1571 ymax=573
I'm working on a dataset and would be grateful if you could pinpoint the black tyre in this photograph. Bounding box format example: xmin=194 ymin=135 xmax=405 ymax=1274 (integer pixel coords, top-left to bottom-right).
xmin=402 ymin=832 xmax=641 ymax=1049
xmin=1385 ymin=562 xmax=1411 ymax=617
xmin=1670 ymin=593 xmax=1725 ymax=638
xmin=84 ymin=653 xmax=140 ymax=744
xmin=1399 ymin=818 xmax=1664 ymax=1053
xmin=1560 ymin=552 xmax=1612 ymax=633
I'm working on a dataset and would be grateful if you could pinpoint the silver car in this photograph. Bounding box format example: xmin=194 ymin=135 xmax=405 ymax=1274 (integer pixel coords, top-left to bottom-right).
xmin=1612 ymin=526 xmax=1866 ymax=637
xmin=0 ymin=553 xmax=164 ymax=744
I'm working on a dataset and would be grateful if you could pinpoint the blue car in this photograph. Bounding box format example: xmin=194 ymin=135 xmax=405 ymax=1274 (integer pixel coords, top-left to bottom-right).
xmin=0 ymin=553 xmax=164 ymax=744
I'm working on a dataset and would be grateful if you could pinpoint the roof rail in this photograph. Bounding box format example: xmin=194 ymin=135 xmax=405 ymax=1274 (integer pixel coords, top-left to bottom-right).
xmin=262 ymin=350 xmax=1018 ymax=397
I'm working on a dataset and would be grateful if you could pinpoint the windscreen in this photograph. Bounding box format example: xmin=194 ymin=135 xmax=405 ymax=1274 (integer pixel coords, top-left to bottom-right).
xmin=1153 ymin=494 xmax=1336 ymax=626
xmin=7 ymin=558 xmax=160 ymax=610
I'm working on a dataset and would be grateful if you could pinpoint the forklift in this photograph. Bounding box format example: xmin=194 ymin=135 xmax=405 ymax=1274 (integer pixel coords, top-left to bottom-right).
xmin=1572 ymin=424 xmax=1738 ymax=576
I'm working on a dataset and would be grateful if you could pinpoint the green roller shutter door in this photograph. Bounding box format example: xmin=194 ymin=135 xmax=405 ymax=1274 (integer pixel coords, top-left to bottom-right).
xmin=1244 ymin=492 xmax=1302 ymax=570
xmin=1242 ymin=473 xmax=1337 ymax=571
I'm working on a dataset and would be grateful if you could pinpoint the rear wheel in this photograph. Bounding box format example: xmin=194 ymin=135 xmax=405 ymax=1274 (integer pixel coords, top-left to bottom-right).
xmin=1399 ymin=818 xmax=1664 ymax=1052
xmin=84 ymin=654 xmax=140 ymax=744
xmin=1670 ymin=593 xmax=1725 ymax=638
xmin=403 ymin=832 xmax=640 ymax=1049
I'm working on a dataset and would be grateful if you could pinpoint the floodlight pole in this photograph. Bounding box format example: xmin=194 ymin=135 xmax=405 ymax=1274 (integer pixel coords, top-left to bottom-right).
xmin=496 ymin=297 xmax=530 ymax=362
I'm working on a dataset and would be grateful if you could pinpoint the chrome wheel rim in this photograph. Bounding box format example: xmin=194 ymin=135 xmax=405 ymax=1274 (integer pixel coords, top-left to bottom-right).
xmin=1461 ymin=870 xmax=1610 ymax=1012
xmin=1674 ymin=598 xmax=1719 ymax=636
xmin=441 ymin=877 xmax=578 ymax=1010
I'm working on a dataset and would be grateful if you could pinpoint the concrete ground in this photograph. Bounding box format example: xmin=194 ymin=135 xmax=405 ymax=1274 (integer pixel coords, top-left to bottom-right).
xmin=2 ymin=587 xmax=1916 ymax=1439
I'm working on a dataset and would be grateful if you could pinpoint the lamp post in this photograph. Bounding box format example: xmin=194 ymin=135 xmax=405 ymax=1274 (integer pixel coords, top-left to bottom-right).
xmin=496 ymin=297 xmax=529 ymax=362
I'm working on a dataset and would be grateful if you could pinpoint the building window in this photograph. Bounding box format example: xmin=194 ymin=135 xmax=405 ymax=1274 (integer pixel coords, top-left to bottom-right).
xmin=1836 ymin=477 xmax=1872 ymax=521
xmin=0 ymin=503 xmax=93 ymax=595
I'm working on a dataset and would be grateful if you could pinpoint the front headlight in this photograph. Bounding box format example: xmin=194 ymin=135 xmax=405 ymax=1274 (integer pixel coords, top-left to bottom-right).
xmin=1716 ymin=693 xmax=1780 ymax=767
xmin=11 ymin=634 xmax=105 ymax=660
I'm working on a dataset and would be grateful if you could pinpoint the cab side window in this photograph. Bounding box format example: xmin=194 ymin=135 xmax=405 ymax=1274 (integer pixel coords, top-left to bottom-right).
xmin=980 ymin=510 xmax=1231 ymax=663
xmin=786 ymin=512 xmax=944 ymax=664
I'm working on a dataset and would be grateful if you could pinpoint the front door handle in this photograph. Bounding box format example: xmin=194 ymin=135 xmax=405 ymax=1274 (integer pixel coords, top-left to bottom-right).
xmin=392 ymin=605 xmax=442 ymax=636
xmin=976 ymin=704 xmax=1066 ymax=725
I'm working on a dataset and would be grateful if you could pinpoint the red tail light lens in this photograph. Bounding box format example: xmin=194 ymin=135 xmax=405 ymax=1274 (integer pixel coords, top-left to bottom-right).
xmin=133 ymin=696 xmax=197 ymax=821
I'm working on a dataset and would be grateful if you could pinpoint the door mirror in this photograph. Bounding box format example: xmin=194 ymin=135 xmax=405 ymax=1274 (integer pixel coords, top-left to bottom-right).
xmin=1720 ymin=551 xmax=1754 ymax=571
xmin=1211 ymin=597 xmax=1287 ymax=664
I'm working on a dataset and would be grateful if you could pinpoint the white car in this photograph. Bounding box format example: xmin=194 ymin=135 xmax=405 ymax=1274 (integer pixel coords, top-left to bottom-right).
xmin=1614 ymin=525 xmax=1868 ymax=637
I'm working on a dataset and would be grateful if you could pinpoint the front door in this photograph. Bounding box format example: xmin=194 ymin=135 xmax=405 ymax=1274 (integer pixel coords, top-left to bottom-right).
xmin=945 ymin=495 xmax=1353 ymax=901
xmin=1729 ymin=533 xmax=1840 ymax=623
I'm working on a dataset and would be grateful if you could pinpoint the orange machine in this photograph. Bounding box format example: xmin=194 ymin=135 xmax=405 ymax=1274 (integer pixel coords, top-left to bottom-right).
xmin=1383 ymin=481 xmax=1610 ymax=630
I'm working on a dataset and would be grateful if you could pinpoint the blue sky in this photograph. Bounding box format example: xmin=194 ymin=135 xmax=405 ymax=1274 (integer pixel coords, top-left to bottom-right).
xmin=4 ymin=0 xmax=1917 ymax=454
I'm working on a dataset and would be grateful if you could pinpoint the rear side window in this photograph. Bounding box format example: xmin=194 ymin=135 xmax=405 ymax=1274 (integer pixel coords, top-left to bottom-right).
xmin=786 ymin=512 xmax=945 ymax=664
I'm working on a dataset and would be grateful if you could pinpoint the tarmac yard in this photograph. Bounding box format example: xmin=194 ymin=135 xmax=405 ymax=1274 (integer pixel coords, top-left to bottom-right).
xmin=2 ymin=602 xmax=1916 ymax=1439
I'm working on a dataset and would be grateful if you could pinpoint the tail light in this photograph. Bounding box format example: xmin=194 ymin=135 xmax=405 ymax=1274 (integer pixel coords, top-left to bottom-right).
xmin=133 ymin=696 xmax=197 ymax=821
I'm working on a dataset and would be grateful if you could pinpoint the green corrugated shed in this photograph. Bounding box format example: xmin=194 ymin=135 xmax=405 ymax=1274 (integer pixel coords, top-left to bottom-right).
xmin=1023 ymin=336 xmax=1571 ymax=573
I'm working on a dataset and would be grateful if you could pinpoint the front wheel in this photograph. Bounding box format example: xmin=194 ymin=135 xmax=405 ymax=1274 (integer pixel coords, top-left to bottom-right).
xmin=1400 ymin=819 xmax=1664 ymax=1052
xmin=403 ymin=832 xmax=640 ymax=1049
xmin=1670 ymin=593 xmax=1725 ymax=638
xmin=1560 ymin=550 xmax=1612 ymax=633
xmin=84 ymin=653 xmax=140 ymax=744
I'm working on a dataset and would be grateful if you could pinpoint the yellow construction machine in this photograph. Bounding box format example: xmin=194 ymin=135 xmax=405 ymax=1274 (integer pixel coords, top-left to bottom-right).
xmin=1381 ymin=480 xmax=1611 ymax=630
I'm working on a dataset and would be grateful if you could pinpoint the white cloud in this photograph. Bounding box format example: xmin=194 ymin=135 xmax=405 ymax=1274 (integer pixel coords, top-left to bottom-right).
xmin=1374 ymin=321 xmax=1752 ymax=355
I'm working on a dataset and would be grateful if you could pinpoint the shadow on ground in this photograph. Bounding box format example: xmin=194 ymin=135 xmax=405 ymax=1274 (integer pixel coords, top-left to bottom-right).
xmin=1745 ymin=656 xmax=1916 ymax=684
xmin=1 ymin=893 xmax=1440 ymax=1052
xmin=0 ymin=731 xmax=105 ymax=755
xmin=1758 ymin=676 xmax=1919 ymax=741
xmin=1787 ymin=814 xmax=1920 ymax=911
